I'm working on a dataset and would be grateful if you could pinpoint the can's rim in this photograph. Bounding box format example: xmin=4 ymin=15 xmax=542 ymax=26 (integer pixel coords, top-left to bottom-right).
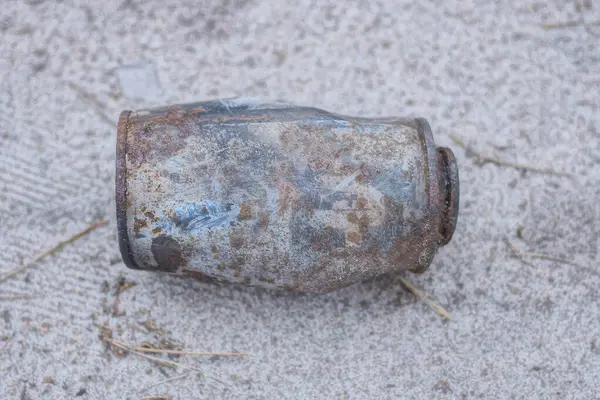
xmin=116 ymin=110 xmax=143 ymax=270
xmin=436 ymin=147 xmax=459 ymax=245
xmin=416 ymin=118 xmax=459 ymax=248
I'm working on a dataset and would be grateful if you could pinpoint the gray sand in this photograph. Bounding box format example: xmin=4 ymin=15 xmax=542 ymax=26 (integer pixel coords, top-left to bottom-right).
xmin=1 ymin=1 xmax=599 ymax=398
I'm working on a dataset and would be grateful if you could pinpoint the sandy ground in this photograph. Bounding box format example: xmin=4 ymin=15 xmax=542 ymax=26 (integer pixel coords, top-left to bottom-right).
xmin=1 ymin=1 xmax=599 ymax=399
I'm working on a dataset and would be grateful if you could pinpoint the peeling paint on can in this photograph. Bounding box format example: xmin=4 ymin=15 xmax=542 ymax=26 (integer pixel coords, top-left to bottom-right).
xmin=116 ymin=98 xmax=459 ymax=293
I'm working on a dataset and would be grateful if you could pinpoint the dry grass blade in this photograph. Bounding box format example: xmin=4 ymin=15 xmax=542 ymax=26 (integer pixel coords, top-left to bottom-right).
xmin=108 ymin=339 xmax=201 ymax=373
xmin=519 ymin=252 xmax=586 ymax=269
xmin=0 ymin=219 xmax=109 ymax=284
xmin=504 ymin=239 xmax=535 ymax=267
xmin=113 ymin=277 xmax=137 ymax=316
xmin=0 ymin=295 xmax=35 ymax=301
xmin=67 ymin=81 xmax=116 ymax=127
xmin=449 ymin=135 xmax=571 ymax=177
xmin=140 ymin=397 xmax=173 ymax=400
xmin=542 ymin=19 xmax=600 ymax=30
xmin=542 ymin=20 xmax=583 ymax=29
xmin=141 ymin=373 xmax=190 ymax=392
xmin=506 ymin=241 xmax=587 ymax=269
xmin=134 ymin=346 xmax=247 ymax=357
xmin=398 ymin=276 xmax=451 ymax=319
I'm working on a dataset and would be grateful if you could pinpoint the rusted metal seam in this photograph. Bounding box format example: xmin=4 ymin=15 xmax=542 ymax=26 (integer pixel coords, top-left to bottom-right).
xmin=116 ymin=110 xmax=140 ymax=270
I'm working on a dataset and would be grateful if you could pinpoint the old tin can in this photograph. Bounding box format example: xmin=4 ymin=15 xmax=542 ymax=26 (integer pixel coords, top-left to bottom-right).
xmin=116 ymin=98 xmax=459 ymax=293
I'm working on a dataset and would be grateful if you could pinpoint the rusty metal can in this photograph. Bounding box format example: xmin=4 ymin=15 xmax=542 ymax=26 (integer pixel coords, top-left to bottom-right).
xmin=116 ymin=98 xmax=459 ymax=293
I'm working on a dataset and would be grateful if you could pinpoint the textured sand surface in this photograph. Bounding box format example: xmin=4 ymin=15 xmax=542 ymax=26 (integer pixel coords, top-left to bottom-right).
xmin=1 ymin=1 xmax=599 ymax=399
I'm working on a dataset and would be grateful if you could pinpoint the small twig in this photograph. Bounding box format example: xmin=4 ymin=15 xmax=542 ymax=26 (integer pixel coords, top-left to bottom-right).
xmin=0 ymin=295 xmax=35 ymax=301
xmin=542 ymin=19 xmax=583 ymax=30
xmin=113 ymin=277 xmax=137 ymax=317
xmin=67 ymin=81 xmax=116 ymax=127
xmin=542 ymin=1 xmax=600 ymax=31
xmin=141 ymin=373 xmax=190 ymax=392
xmin=140 ymin=320 xmax=166 ymax=335
xmin=397 ymin=276 xmax=451 ymax=319
xmin=449 ymin=135 xmax=571 ymax=177
xmin=0 ymin=219 xmax=109 ymax=284
xmin=504 ymin=238 xmax=535 ymax=268
xmin=519 ymin=252 xmax=584 ymax=267
xmin=140 ymin=397 xmax=173 ymax=400
xmin=108 ymin=339 xmax=201 ymax=373
xmin=506 ymin=240 xmax=600 ymax=279
xmin=507 ymin=241 xmax=586 ymax=269
xmin=542 ymin=19 xmax=600 ymax=30
xmin=447 ymin=134 xmax=470 ymax=153
xmin=134 ymin=346 xmax=247 ymax=357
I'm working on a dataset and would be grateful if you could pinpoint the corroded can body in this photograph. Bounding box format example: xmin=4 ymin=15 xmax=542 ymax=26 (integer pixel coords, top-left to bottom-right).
xmin=116 ymin=98 xmax=459 ymax=293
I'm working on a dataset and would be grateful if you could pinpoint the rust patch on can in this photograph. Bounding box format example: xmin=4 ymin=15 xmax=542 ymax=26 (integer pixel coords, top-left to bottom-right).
xmin=347 ymin=212 xmax=359 ymax=224
xmin=229 ymin=231 xmax=246 ymax=249
xmin=238 ymin=202 xmax=253 ymax=221
xmin=358 ymin=214 xmax=370 ymax=232
xmin=347 ymin=231 xmax=361 ymax=243
xmin=211 ymin=245 xmax=219 ymax=258
xmin=356 ymin=196 xmax=368 ymax=210
xmin=259 ymin=213 xmax=270 ymax=230
xmin=133 ymin=218 xmax=148 ymax=235
xmin=276 ymin=181 xmax=298 ymax=216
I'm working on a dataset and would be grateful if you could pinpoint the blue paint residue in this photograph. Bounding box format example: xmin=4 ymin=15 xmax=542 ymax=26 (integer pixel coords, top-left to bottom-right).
xmin=171 ymin=201 xmax=237 ymax=232
xmin=374 ymin=173 xmax=414 ymax=203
